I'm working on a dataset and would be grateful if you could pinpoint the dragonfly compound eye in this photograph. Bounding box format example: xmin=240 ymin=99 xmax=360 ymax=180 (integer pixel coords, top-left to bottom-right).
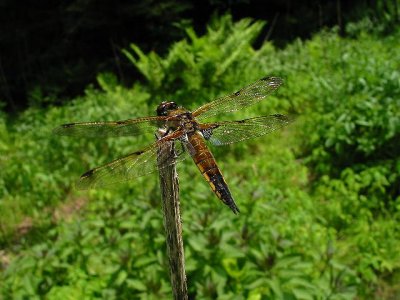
xmin=156 ymin=101 xmax=178 ymax=116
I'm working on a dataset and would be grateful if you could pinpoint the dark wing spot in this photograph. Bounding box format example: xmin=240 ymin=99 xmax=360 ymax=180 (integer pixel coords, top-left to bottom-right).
xmin=81 ymin=169 xmax=94 ymax=179
xmin=236 ymin=120 xmax=246 ymax=124
xmin=234 ymin=90 xmax=241 ymax=96
xmin=133 ymin=150 xmax=145 ymax=155
xmin=62 ymin=123 xmax=75 ymax=128
xmin=201 ymin=126 xmax=217 ymax=140
xmin=271 ymin=114 xmax=291 ymax=122
xmin=116 ymin=121 xmax=126 ymax=125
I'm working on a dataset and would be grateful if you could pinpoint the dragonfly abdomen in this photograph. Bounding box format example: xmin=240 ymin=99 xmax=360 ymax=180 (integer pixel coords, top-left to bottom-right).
xmin=188 ymin=132 xmax=240 ymax=214
xmin=204 ymin=167 xmax=240 ymax=214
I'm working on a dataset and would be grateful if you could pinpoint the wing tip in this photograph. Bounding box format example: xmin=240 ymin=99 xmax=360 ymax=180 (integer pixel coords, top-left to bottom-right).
xmin=52 ymin=126 xmax=64 ymax=136
xmin=271 ymin=113 xmax=296 ymax=124
xmin=261 ymin=76 xmax=283 ymax=88
xmin=52 ymin=123 xmax=75 ymax=136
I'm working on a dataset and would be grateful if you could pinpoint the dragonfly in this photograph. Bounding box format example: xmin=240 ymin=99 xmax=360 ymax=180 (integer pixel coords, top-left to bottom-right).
xmin=54 ymin=76 xmax=292 ymax=214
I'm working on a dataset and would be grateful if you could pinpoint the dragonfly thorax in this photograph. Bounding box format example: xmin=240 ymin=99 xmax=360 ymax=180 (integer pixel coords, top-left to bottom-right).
xmin=178 ymin=112 xmax=197 ymax=133
xmin=157 ymin=101 xmax=197 ymax=133
xmin=163 ymin=111 xmax=197 ymax=133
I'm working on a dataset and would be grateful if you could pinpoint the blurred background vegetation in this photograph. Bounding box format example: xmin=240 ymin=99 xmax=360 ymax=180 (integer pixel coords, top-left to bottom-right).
xmin=1 ymin=0 xmax=399 ymax=299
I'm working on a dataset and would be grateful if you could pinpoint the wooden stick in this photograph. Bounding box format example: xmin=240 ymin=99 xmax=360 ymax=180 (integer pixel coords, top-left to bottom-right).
xmin=157 ymin=141 xmax=188 ymax=300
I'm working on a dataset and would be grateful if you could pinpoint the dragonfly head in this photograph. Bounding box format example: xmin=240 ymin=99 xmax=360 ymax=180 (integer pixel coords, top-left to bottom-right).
xmin=156 ymin=101 xmax=178 ymax=116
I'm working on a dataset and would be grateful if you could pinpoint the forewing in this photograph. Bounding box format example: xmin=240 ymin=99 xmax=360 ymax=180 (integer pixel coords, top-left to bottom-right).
xmin=200 ymin=114 xmax=292 ymax=146
xmin=192 ymin=77 xmax=283 ymax=120
xmin=76 ymin=131 xmax=187 ymax=189
xmin=53 ymin=116 xmax=166 ymax=137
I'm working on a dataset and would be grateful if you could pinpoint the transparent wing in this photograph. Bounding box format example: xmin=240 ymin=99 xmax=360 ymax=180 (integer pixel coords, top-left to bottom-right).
xmin=53 ymin=116 xmax=167 ymax=137
xmin=76 ymin=131 xmax=187 ymax=189
xmin=200 ymin=114 xmax=292 ymax=146
xmin=192 ymin=77 xmax=283 ymax=121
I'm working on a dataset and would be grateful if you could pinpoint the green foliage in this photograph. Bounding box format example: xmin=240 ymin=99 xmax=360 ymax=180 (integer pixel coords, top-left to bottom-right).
xmin=123 ymin=15 xmax=280 ymax=112
xmin=1 ymin=15 xmax=400 ymax=299
xmin=346 ymin=0 xmax=400 ymax=36
xmin=0 ymin=78 xmax=152 ymax=237
xmin=300 ymin=30 xmax=400 ymax=172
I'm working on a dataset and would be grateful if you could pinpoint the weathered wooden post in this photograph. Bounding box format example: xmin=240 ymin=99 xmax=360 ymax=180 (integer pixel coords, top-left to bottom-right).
xmin=157 ymin=138 xmax=188 ymax=300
